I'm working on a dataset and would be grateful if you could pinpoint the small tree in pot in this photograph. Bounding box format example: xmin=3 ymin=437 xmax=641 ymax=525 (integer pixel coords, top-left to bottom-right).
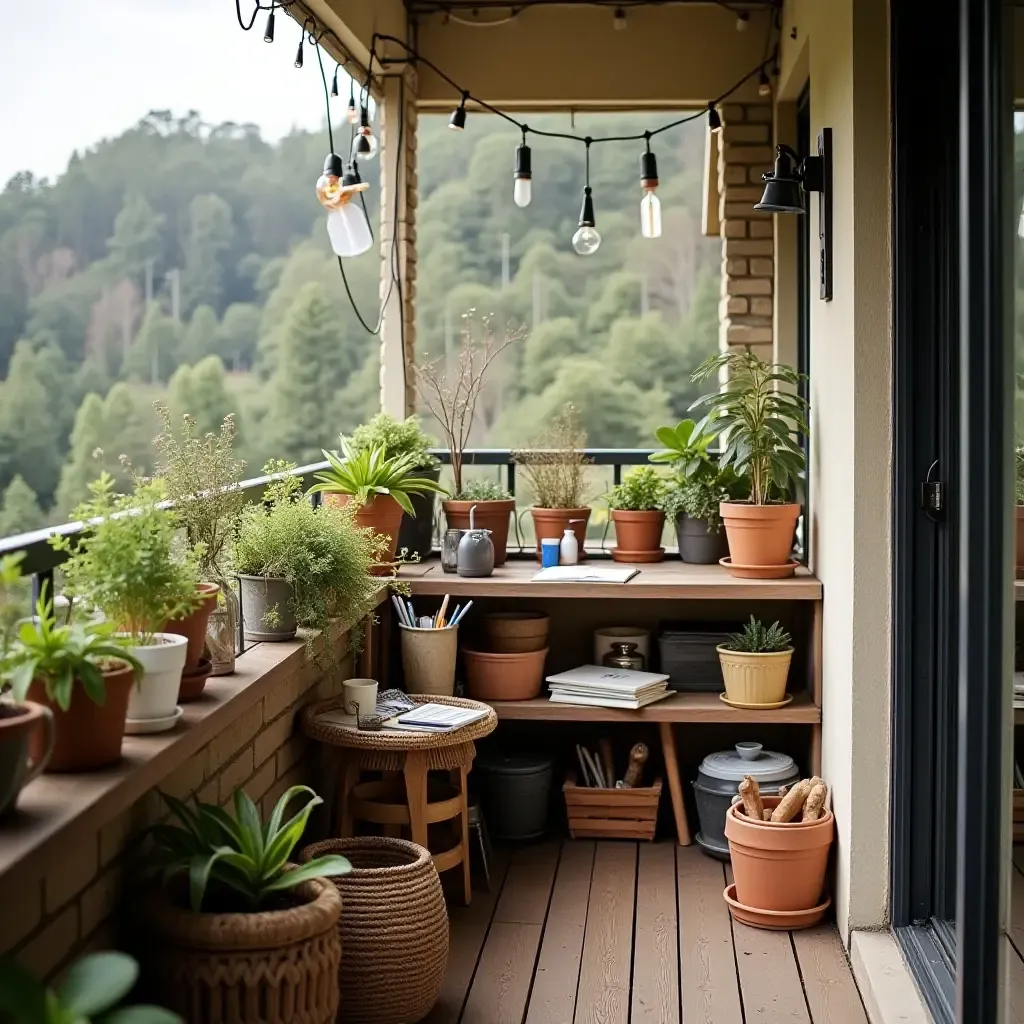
xmin=606 ymin=467 xmax=666 ymax=563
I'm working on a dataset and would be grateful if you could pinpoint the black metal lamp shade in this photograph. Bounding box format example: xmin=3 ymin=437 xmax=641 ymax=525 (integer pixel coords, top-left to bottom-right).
xmin=754 ymin=144 xmax=806 ymax=213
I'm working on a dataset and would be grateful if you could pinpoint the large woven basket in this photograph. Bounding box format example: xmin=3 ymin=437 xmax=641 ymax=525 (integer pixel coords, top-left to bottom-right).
xmin=145 ymin=878 xmax=342 ymax=1024
xmin=300 ymin=836 xmax=449 ymax=1024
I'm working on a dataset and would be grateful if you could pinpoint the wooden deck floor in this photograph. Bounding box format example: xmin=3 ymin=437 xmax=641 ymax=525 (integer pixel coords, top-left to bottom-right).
xmin=425 ymin=840 xmax=868 ymax=1024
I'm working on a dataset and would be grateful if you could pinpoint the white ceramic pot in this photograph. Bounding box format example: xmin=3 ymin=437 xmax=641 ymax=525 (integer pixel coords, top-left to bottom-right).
xmin=120 ymin=633 xmax=188 ymax=721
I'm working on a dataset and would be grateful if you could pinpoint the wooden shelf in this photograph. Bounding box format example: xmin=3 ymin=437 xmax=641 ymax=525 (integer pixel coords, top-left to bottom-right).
xmin=483 ymin=690 xmax=820 ymax=724
xmin=398 ymin=558 xmax=822 ymax=601
xmin=1016 ymin=580 xmax=1024 ymax=601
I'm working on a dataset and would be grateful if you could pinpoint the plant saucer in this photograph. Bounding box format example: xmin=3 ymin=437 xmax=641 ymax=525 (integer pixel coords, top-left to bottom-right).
xmin=719 ymin=556 xmax=800 ymax=579
xmin=610 ymin=547 xmax=665 ymax=564
xmin=723 ymin=883 xmax=830 ymax=930
xmin=125 ymin=706 xmax=183 ymax=735
xmin=179 ymin=657 xmax=214 ymax=703
xmin=720 ymin=693 xmax=794 ymax=711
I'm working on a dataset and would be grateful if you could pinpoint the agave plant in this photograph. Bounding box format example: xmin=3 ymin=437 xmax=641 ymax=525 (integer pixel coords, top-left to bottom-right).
xmin=307 ymin=439 xmax=446 ymax=516
xmin=148 ymin=786 xmax=351 ymax=912
xmin=723 ymin=615 xmax=793 ymax=654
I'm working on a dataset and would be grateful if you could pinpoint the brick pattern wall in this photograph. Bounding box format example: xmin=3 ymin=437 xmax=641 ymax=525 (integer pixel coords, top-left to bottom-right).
xmin=716 ymin=103 xmax=775 ymax=362
xmin=0 ymin=644 xmax=354 ymax=982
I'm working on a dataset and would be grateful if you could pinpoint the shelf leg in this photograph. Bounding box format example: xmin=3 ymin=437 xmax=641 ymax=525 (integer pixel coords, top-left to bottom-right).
xmin=659 ymin=722 xmax=691 ymax=846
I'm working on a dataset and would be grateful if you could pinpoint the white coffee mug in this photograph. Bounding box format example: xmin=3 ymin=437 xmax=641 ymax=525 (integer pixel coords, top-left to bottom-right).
xmin=342 ymin=678 xmax=378 ymax=718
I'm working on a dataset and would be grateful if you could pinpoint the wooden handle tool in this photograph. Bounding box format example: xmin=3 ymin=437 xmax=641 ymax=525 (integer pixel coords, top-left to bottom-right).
xmin=599 ymin=739 xmax=616 ymax=789
xmin=622 ymin=743 xmax=649 ymax=788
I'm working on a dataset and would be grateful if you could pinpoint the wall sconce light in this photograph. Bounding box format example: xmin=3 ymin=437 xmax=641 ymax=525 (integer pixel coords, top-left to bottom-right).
xmin=755 ymin=128 xmax=833 ymax=301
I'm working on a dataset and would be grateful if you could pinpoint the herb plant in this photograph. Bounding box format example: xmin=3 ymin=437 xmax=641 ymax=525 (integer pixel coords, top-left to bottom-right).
xmin=0 ymin=950 xmax=181 ymax=1024
xmin=690 ymin=351 xmax=808 ymax=505
xmin=514 ymin=403 xmax=592 ymax=509
xmin=661 ymin=478 xmax=728 ymax=532
xmin=607 ymin=467 xmax=665 ymax=511
xmin=51 ymin=474 xmax=202 ymax=644
xmin=149 ymin=786 xmax=351 ymax=912
xmin=723 ymin=616 xmax=792 ymax=654
xmin=454 ymin=479 xmax=512 ymax=502
xmin=349 ymin=412 xmax=439 ymax=471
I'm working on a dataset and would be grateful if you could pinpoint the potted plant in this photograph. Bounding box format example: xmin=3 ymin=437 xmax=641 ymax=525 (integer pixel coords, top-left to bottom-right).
xmin=0 ymin=950 xmax=182 ymax=1023
xmin=235 ymin=463 xmax=383 ymax=651
xmin=415 ymin=315 xmax=521 ymax=564
xmin=307 ymin=439 xmax=445 ymax=574
xmin=606 ymin=467 xmax=666 ymax=563
xmin=514 ymin=403 xmax=592 ymax=560
xmin=690 ymin=351 xmax=808 ymax=578
xmin=4 ymin=590 xmax=142 ymax=772
xmin=717 ymin=616 xmax=794 ymax=708
xmin=349 ymin=412 xmax=442 ymax=560
xmin=145 ymin=786 xmax=349 ymax=1023
xmin=153 ymin=405 xmax=246 ymax=680
xmin=1016 ymin=444 xmax=1024 ymax=579
xmin=662 ymin=477 xmax=730 ymax=564
xmin=51 ymin=473 xmax=201 ymax=732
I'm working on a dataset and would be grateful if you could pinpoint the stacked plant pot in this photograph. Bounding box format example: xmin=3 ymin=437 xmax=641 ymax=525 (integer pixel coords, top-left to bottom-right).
xmin=463 ymin=612 xmax=549 ymax=700
xmin=166 ymin=581 xmax=220 ymax=702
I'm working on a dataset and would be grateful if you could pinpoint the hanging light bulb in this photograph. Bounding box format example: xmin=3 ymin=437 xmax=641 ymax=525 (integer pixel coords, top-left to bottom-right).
xmin=294 ymin=35 xmax=304 ymax=68
xmin=572 ymin=187 xmax=601 ymax=256
xmin=346 ymin=81 xmax=358 ymax=124
xmin=330 ymin=67 xmax=339 ymax=98
xmin=449 ymin=92 xmax=468 ymax=131
xmin=352 ymin=106 xmax=378 ymax=161
xmin=513 ymin=131 xmax=532 ymax=208
xmin=736 ymin=10 xmax=749 ymax=31
xmin=316 ymin=154 xmax=373 ymax=258
xmin=613 ymin=7 xmax=627 ymax=30
xmin=758 ymin=70 xmax=772 ymax=98
xmin=263 ymin=8 xmax=275 ymax=42
xmin=708 ymin=103 xmax=723 ymax=134
xmin=639 ymin=141 xmax=662 ymax=240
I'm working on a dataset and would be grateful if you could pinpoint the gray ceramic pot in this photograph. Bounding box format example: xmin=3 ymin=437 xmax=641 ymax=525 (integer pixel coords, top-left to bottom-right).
xmin=238 ymin=575 xmax=297 ymax=642
xmin=676 ymin=513 xmax=730 ymax=565
xmin=0 ymin=702 xmax=52 ymax=817
xmin=397 ymin=464 xmax=441 ymax=560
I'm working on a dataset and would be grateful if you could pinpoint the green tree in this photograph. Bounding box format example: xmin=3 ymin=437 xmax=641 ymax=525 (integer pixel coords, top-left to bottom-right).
xmin=124 ymin=301 xmax=182 ymax=383
xmin=522 ymin=317 xmax=585 ymax=393
xmin=0 ymin=475 xmax=43 ymax=537
xmin=106 ymin=193 xmax=164 ymax=279
xmin=169 ymin=355 xmax=241 ymax=439
xmin=181 ymin=303 xmax=219 ymax=366
xmin=181 ymin=193 xmax=235 ymax=313
xmin=216 ymin=302 xmax=261 ymax=370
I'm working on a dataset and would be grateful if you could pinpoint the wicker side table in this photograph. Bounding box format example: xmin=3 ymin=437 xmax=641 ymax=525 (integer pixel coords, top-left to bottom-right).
xmin=303 ymin=694 xmax=497 ymax=905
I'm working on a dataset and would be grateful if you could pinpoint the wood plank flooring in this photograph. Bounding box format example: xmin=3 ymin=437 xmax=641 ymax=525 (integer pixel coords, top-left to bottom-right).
xmin=431 ymin=840 xmax=867 ymax=1024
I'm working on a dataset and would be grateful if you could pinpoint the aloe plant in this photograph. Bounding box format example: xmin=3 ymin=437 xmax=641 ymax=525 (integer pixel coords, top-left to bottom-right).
xmin=723 ymin=616 xmax=792 ymax=654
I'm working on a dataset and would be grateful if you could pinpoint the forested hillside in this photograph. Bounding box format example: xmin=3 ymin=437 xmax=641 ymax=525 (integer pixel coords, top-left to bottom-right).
xmin=0 ymin=106 xmax=719 ymax=536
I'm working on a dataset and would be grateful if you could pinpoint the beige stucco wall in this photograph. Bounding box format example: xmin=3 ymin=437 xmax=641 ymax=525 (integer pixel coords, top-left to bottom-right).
xmin=777 ymin=0 xmax=893 ymax=941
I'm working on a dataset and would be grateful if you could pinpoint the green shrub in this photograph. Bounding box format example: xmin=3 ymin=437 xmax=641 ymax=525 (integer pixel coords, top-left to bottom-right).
xmin=607 ymin=467 xmax=665 ymax=511
xmin=454 ymin=479 xmax=512 ymax=502
xmin=349 ymin=412 xmax=439 ymax=470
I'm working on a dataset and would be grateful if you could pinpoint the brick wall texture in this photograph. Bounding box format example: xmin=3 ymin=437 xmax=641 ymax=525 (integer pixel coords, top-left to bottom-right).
xmin=716 ymin=102 xmax=774 ymax=363
xmin=0 ymin=644 xmax=355 ymax=982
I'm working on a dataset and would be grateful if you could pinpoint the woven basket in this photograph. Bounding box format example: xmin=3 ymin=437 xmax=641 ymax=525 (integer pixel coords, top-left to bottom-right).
xmin=300 ymin=837 xmax=449 ymax=1024
xmin=145 ymin=878 xmax=342 ymax=1024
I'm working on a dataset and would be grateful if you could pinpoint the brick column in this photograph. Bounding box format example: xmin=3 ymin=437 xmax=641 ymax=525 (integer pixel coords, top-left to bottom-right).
xmin=378 ymin=69 xmax=418 ymax=417
xmin=716 ymin=103 xmax=775 ymax=362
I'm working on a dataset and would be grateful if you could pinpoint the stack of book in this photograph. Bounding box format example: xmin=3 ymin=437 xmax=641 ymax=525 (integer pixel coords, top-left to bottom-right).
xmin=545 ymin=665 xmax=672 ymax=710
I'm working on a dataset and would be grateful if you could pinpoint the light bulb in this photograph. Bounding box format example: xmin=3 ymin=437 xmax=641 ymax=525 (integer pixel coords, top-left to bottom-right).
xmin=736 ymin=11 xmax=749 ymax=31
xmin=513 ymin=140 xmax=532 ymax=207
xmin=613 ymin=7 xmax=627 ymax=29
xmin=572 ymin=225 xmax=601 ymax=256
xmin=263 ymin=9 xmax=275 ymax=42
xmin=640 ymin=191 xmax=662 ymax=239
xmin=347 ymin=96 xmax=358 ymax=125
xmin=513 ymin=177 xmax=532 ymax=208
xmin=758 ymin=71 xmax=772 ymax=98
xmin=326 ymin=205 xmax=373 ymax=258
xmin=330 ymin=71 xmax=339 ymax=98
xmin=294 ymin=39 xmax=304 ymax=68
xmin=352 ymin=129 xmax=377 ymax=161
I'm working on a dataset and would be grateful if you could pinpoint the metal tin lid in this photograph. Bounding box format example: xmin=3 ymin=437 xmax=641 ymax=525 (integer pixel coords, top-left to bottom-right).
xmin=477 ymin=754 xmax=554 ymax=776
xmin=698 ymin=744 xmax=796 ymax=783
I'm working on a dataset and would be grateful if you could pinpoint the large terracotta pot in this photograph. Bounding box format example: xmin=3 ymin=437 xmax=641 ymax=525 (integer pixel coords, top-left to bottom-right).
xmin=484 ymin=611 xmax=550 ymax=653
xmin=146 ymin=878 xmax=342 ymax=1024
xmin=443 ymin=499 xmax=516 ymax=565
xmin=0 ymin=702 xmax=52 ymax=816
xmin=724 ymin=796 xmax=834 ymax=914
xmin=329 ymin=492 xmax=404 ymax=575
xmin=1016 ymin=505 xmax=1024 ymax=579
xmin=463 ymin=648 xmax=547 ymax=700
xmin=27 ymin=660 xmax=135 ymax=772
xmin=716 ymin=646 xmax=793 ymax=705
xmin=610 ymin=509 xmax=665 ymax=562
xmin=719 ymin=502 xmax=800 ymax=575
xmin=530 ymin=507 xmax=591 ymax=561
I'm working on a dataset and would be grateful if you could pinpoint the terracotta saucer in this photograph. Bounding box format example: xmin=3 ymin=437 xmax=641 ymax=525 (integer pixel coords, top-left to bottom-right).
xmin=178 ymin=657 xmax=213 ymax=703
xmin=719 ymin=556 xmax=800 ymax=580
xmin=610 ymin=548 xmax=665 ymax=564
xmin=720 ymin=693 xmax=793 ymax=711
xmin=723 ymin=883 xmax=831 ymax=931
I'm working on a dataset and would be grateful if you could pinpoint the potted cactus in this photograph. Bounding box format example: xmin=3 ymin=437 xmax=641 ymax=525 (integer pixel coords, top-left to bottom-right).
xmin=606 ymin=467 xmax=666 ymax=562
xmin=717 ymin=616 xmax=794 ymax=708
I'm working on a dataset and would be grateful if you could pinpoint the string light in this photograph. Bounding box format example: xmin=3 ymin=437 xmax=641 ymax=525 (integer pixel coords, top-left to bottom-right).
xmin=263 ymin=8 xmax=275 ymax=43
xmin=449 ymin=92 xmax=468 ymax=131
xmin=514 ymin=127 xmax=532 ymax=208
xmin=347 ymin=80 xmax=358 ymax=124
xmin=294 ymin=30 xmax=304 ymax=68
xmin=613 ymin=7 xmax=627 ymax=30
xmin=352 ymin=106 xmax=378 ymax=160
xmin=736 ymin=11 xmax=749 ymax=31
xmin=572 ymin=139 xmax=601 ymax=256
xmin=758 ymin=70 xmax=772 ymax=97
xmin=640 ymin=135 xmax=661 ymax=240
xmin=330 ymin=66 xmax=339 ymax=98
xmin=708 ymin=103 xmax=722 ymax=134
xmin=316 ymin=153 xmax=373 ymax=258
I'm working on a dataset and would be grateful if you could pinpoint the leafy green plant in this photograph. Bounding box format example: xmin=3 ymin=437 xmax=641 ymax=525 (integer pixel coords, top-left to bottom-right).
xmin=607 ymin=467 xmax=665 ymax=511
xmin=0 ymin=950 xmax=181 ymax=1023
xmin=3 ymin=591 xmax=142 ymax=710
xmin=513 ymin=403 xmax=592 ymax=509
xmin=0 ymin=551 xmax=26 ymax=661
xmin=648 ymin=418 xmax=714 ymax=477
xmin=50 ymin=474 xmax=201 ymax=644
xmin=1016 ymin=444 xmax=1024 ymax=505
xmin=723 ymin=616 xmax=792 ymax=653
xmin=148 ymin=786 xmax=351 ymax=912
xmin=349 ymin=412 xmax=439 ymax=471
xmin=661 ymin=478 xmax=727 ymax=532
xmin=453 ymin=479 xmax=512 ymax=502
xmin=690 ymin=351 xmax=808 ymax=505
xmin=307 ymin=440 xmax=446 ymax=516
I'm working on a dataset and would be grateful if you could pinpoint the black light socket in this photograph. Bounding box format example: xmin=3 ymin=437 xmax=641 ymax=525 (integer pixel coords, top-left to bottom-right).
xmin=263 ymin=9 xmax=275 ymax=42
xmin=342 ymin=161 xmax=362 ymax=187
xmin=708 ymin=104 xmax=722 ymax=133
xmin=323 ymin=153 xmax=344 ymax=178
xmin=359 ymin=106 xmax=370 ymax=130
xmin=449 ymin=103 xmax=467 ymax=131
xmin=294 ymin=39 xmax=304 ymax=68
xmin=640 ymin=150 xmax=659 ymax=190
xmin=353 ymin=133 xmax=372 ymax=157
xmin=515 ymin=143 xmax=532 ymax=180
xmin=331 ymin=69 xmax=339 ymax=97
xmin=578 ymin=186 xmax=596 ymax=228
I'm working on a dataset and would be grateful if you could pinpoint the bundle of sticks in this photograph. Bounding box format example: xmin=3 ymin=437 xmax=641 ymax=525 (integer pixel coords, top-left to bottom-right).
xmin=737 ymin=775 xmax=831 ymax=823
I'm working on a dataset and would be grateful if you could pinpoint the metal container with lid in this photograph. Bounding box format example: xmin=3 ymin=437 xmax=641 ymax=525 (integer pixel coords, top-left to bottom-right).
xmin=476 ymin=753 xmax=554 ymax=840
xmin=692 ymin=743 xmax=801 ymax=859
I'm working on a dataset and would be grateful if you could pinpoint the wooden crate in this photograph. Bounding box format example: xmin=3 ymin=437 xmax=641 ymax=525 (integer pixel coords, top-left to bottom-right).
xmin=1014 ymin=789 xmax=1024 ymax=842
xmin=563 ymin=772 xmax=662 ymax=841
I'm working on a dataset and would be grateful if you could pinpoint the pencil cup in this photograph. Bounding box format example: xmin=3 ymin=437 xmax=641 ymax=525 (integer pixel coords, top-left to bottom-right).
xmin=400 ymin=623 xmax=459 ymax=696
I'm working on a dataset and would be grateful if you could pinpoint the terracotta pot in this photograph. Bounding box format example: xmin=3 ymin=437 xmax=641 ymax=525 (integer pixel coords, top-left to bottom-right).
xmin=443 ymin=499 xmax=516 ymax=565
xmin=27 ymin=660 xmax=135 ymax=772
xmin=484 ymin=612 xmax=550 ymax=654
xmin=178 ymin=658 xmax=214 ymax=703
xmin=463 ymin=648 xmax=547 ymax=701
xmin=717 ymin=646 xmax=793 ymax=705
xmin=164 ymin=582 xmax=220 ymax=673
xmin=719 ymin=502 xmax=800 ymax=574
xmin=328 ymin=492 xmax=405 ymax=575
xmin=0 ymin=702 xmax=53 ymax=816
xmin=611 ymin=509 xmax=665 ymax=562
xmin=724 ymin=796 xmax=834 ymax=913
xmin=530 ymin=507 xmax=591 ymax=561
xmin=1016 ymin=505 xmax=1024 ymax=579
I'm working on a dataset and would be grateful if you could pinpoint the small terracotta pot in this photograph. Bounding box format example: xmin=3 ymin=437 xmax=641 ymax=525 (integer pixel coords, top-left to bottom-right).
xmin=329 ymin=493 xmax=405 ymax=575
xmin=724 ymin=796 xmax=834 ymax=913
xmin=178 ymin=657 xmax=214 ymax=703
xmin=530 ymin=507 xmax=591 ymax=561
xmin=1016 ymin=506 xmax=1024 ymax=580
xmin=717 ymin=646 xmax=793 ymax=705
xmin=27 ymin=660 xmax=135 ymax=772
xmin=719 ymin=502 xmax=800 ymax=574
xmin=611 ymin=509 xmax=665 ymax=562
xmin=443 ymin=499 xmax=516 ymax=565
xmin=0 ymin=702 xmax=52 ymax=815
xmin=463 ymin=648 xmax=547 ymax=701
xmin=484 ymin=612 xmax=550 ymax=654
xmin=164 ymin=582 xmax=220 ymax=673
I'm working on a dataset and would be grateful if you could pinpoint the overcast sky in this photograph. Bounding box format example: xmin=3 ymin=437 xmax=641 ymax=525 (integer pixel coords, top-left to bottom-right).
xmin=0 ymin=0 xmax=339 ymax=186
